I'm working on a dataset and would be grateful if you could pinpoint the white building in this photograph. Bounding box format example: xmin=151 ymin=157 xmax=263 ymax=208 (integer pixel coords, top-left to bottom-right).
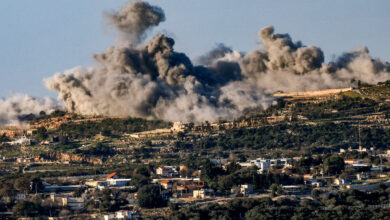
xmin=107 ymin=178 xmax=131 ymax=187
xmin=104 ymin=211 xmax=140 ymax=219
xmin=193 ymin=189 xmax=205 ymax=199
xmin=85 ymin=180 xmax=109 ymax=189
xmin=250 ymin=159 xmax=271 ymax=173
xmin=156 ymin=166 xmax=178 ymax=177
xmin=248 ymin=158 xmax=293 ymax=173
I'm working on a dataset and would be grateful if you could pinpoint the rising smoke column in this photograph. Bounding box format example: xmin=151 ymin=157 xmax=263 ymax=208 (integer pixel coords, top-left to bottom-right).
xmin=105 ymin=0 xmax=165 ymax=45
xmin=45 ymin=1 xmax=390 ymax=122
xmin=0 ymin=94 xmax=62 ymax=127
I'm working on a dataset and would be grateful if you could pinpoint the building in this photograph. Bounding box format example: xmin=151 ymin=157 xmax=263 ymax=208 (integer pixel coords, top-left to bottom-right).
xmin=62 ymin=197 xmax=85 ymax=210
xmin=247 ymin=158 xmax=293 ymax=173
xmin=26 ymin=129 xmax=37 ymax=136
xmin=96 ymin=172 xmax=132 ymax=187
xmin=85 ymin=175 xmax=131 ymax=188
xmin=50 ymin=193 xmax=85 ymax=211
xmin=240 ymin=184 xmax=254 ymax=196
xmin=352 ymin=163 xmax=371 ymax=169
xmin=16 ymin=157 xmax=34 ymax=163
xmin=270 ymin=158 xmax=292 ymax=167
xmin=170 ymin=179 xmax=205 ymax=198
xmin=250 ymin=158 xmax=271 ymax=173
xmin=344 ymin=159 xmax=364 ymax=165
xmin=370 ymin=166 xmax=383 ymax=171
xmin=282 ymin=185 xmax=302 ymax=193
xmin=104 ymin=214 xmax=116 ymax=220
xmin=0 ymin=126 xmax=27 ymax=138
xmin=15 ymin=193 xmax=26 ymax=200
xmin=107 ymin=178 xmax=131 ymax=187
xmin=305 ymin=179 xmax=323 ymax=187
xmin=44 ymin=185 xmax=83 ymax=192
xmin=85 ymin=180 xmax=109 ymax=189
xmin=104 ymin=211 xmax=140 ymax=220
xmin=340 ymin=146 xmax=376 ymax=155
xmin=116 ymin=210 xmax=140 ymax=219
xmin=334 ymin=179 xmax=352 ymax=185
xmin=237 ymin=162 xmax=253 ymax=168
xmin=356 ymin=172 xmax=369 ymax=180
xmin=106 ymin=172 xmax=118 ymax=179
xmin=171 ymin=121 xmax=187 ymax=132
xmin=193 ymin=189 xmax=205 ymax=199
xmin=156 ymin=166 xmax=178 ymax=177
xmin=160 ymin=180 xmax=173 ymax=190
xmin=106 ymin=173 xmax=131 ymax=187
xmin=179 ymin=165 xmax=189 ymax=172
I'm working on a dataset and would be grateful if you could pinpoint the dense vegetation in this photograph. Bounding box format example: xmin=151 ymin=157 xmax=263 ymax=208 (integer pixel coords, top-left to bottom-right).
xmin=169 ymin=185 xmax=390 ymax=220
xmin=74 ymin=142 xmax=116 ymax=157
xmin=282 ymin=95 xmax=390 ymax=120
xmin=55 ymin=117 xmax=171 ymax=139
xmin=199 ymin=160 xmax=303 ymax=194
xmin=190 ymin=122 xmax=390 ymax=155
xmin=0 ymin=134 xmax=10 ymax=143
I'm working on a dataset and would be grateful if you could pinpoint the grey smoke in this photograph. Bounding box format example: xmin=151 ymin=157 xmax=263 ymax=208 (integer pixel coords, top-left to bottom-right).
xmin=241 ymin=26 xmax=324 ymax=76
xmin=45 ymin=1 xmax=390 ymax=122
xmin=0 ymin=94 xmax=63 ymax=127
xmin=106 ymin=1 xmax=165 ymax=45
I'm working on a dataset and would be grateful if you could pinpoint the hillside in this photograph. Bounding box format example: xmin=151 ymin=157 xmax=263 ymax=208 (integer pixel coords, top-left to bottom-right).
xmin=2 ymin=82 xmax=390 ymax=164
xmin=188 ymin=83 xmax=390 ymax=158
xmin=1 ymin=83 xmax=390 ymax=219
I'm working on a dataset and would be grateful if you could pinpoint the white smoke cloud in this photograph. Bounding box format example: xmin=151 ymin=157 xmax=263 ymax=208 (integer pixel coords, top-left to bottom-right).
xmin=0 ymin=94 xmax=63 ymax=127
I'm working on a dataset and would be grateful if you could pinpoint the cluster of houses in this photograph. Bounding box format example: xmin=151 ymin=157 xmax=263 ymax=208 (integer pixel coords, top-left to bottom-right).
xmin=155 ymin=166 xmax=179 ymax=177
xmin=2 ymin=153 xmax=389 ymax=219
xmin=340 ymin=146 xmax=377 ymax=155
xmin=37 ymin=173 xmax=137 ymax=219
xmin=153 ymin=165 xmax=213 ymax=199
xmin=0 ymin=126 xmax=36 ymax=138
xmin=238 ymin=157 xmax=293 ymax=173
xmin=85 ymin=172 xmax=132 ymax=190
xmin=152 ymin=178 xmax=212 ymax=199
xmin=103 ymin=211 xmax=140 ymax=220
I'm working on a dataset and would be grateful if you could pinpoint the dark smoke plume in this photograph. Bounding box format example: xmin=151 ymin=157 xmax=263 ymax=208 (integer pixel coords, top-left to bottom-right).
xmin=45 ymin=1 xmax=390 ymax=122
xmin=106 ymin=1 xmax=165 ymax=45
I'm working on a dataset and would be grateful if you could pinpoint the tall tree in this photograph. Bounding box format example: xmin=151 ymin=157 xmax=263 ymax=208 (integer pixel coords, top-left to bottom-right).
xmin=137 ymin=184 xmax=163 ymax=208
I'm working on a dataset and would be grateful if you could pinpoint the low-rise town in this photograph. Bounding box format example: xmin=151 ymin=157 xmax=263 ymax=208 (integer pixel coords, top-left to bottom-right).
xmin=2 ymin=64 xmax=390 ymax=220
xmin=1 ymin=110 xmax=390 ymax=219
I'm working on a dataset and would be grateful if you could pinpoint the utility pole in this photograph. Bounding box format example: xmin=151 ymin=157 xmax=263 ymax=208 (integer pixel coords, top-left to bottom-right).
xmin=358 ymin=123 xmax=362 ymax=149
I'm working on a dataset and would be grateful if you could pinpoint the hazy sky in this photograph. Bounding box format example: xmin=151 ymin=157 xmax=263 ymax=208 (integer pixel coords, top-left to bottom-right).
xmin=1 ymin=0 xmax=389 ymax=98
